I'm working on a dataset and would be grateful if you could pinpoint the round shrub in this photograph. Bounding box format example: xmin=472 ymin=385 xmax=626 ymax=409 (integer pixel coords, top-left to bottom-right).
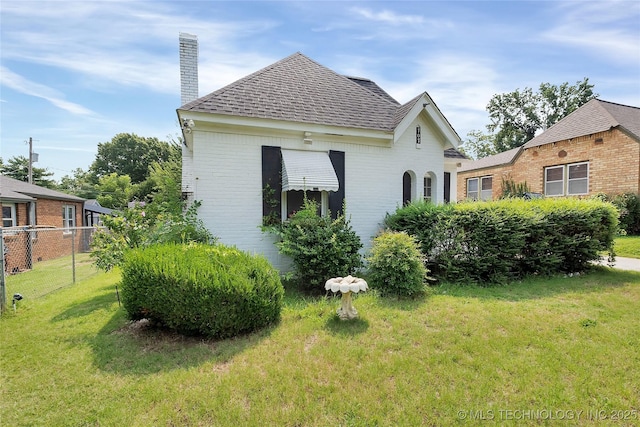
xmin=120 ymin=243 xmax=284 ymax=339
xmin=270 ymin=199 xmax=362 ymax=293
xmin=366 ymin=231 xmax=428 ymax=297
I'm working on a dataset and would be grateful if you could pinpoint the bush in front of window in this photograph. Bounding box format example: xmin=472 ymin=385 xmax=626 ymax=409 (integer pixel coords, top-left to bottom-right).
xmin=366 ymin=231 xmax=429 ymax=297
xmin=270 ymin=199 xmax=362 ymax=293
xmin=385 ymin=198 xmax=618 ymax=284
xmin=120 ymin=243 xmax=284 ymax=339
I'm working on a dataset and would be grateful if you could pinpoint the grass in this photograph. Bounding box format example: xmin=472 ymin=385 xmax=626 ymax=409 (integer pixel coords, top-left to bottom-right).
xmin=4 ymin=252 xmax=99 ymax=300
xmin=614 ymin=235 xmax=640 ymax=259
xmin=2 ymin=267 xmax=640 ymax=426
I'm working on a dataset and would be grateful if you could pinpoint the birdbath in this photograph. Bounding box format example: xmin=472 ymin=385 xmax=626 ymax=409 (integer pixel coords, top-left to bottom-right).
xmin=325 ymin=275 xmax=368 ymax=320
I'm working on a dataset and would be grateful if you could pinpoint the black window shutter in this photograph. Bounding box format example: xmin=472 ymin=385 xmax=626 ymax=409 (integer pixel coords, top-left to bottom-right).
xmin=261 ymin=146 xmax=282 ymax=223
xmin=328 ymin=150 xmax=345 ymax=219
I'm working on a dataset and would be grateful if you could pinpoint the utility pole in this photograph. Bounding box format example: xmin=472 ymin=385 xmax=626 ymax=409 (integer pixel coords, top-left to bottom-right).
xmin=28 ymin=137 xmax=33 ymax=184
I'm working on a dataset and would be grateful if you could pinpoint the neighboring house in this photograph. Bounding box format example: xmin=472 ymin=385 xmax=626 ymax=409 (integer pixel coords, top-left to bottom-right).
xmin=457 ymin=99 xmax=640 ymax=201
xmin=84 ymin=199 xmax=113 ymax=226
xmin=1 ymin=175 xmax=85 ymax=272
xmin=176 ymin=35 xmax=462 ymax=269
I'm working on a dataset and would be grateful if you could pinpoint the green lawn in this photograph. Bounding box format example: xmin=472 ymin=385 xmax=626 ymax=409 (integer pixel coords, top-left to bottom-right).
xmin=615 ymin=235 xmax=640 ymax=259
xmin=2 ymin=268 xmax=640 ymax=426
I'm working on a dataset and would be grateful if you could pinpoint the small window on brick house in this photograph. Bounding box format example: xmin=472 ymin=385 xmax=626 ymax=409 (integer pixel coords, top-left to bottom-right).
xmin=544 ymin=162 xmax=589 ymax=196
xmin=62 ymin=205 xmax=76 ymax=230
xmin=2 ymin=204 xmax=16 ymax=228
xmin=480 ymin=176 xmax=493 ymax=201
xmin=466 ymin=178 xmax=479 ymax=200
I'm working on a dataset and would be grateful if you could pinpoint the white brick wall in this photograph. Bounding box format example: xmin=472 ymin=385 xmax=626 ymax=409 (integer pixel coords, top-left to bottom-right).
xmin=190 ymin=115 xmax=453 ymax=270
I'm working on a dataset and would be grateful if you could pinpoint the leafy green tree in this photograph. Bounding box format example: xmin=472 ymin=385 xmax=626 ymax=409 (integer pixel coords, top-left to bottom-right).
xmin=459 ymin=130 xmax=499 ymax=160
xmin=96 ymin=173 xmax=135 ymax=209
xmin=0 ymin=155 xmax=57 ymax=188
xmin=89 ymin=133 xmax=176 ymax=185
xmin=487 ymin=78 xmax=596 ymax=151
xmin=58 ymin=168 xmax=99 ymax=199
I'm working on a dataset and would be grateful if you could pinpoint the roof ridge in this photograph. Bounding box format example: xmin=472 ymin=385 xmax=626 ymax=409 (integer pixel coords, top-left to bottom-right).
xmin=596 ymin=98 xmax=640 ymax=111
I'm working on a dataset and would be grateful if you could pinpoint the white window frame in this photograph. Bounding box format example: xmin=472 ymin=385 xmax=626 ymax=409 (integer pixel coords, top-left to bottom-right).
xmin=2 ymin=204 xmax=16 ymax=228
xmin=423 ymin=176 xmax=432 ymax=202
xmin=544 ymin=162 xmax=589 ymax=197
xmin=62 ymin=205 xmax=76 ymax=231
xmin=480 ymin=176 xmax=493 ymax=201
xmin=467 ymin=178 xmax=479 ymax=200
xmin=281 ymin=190 xmax=328 ymax=220
xmin=567 ymin=162 xmax=589 ymax=195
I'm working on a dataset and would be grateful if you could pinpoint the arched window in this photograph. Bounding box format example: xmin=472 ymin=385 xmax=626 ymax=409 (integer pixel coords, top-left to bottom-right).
xmin=423 ymin=172 xmax=436 ymax=202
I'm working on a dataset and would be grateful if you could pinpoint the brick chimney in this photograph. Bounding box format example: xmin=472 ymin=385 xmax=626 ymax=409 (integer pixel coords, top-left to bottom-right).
xmin=179 ymin=33 xmax=198 ymax=105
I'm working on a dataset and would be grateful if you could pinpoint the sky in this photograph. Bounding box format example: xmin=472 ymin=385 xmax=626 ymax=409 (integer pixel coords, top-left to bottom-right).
xmin=1 ymin=1 xmax=639 ymax=181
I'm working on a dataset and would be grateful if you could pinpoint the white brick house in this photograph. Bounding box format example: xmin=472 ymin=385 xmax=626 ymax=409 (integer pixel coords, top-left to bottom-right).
xmin=177 ymin=35 xmax=462 ymax=269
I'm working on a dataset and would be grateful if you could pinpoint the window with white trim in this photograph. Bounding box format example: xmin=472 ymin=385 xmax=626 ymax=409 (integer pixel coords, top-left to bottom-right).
xmin=480 ymin=176 xmax=493 ymax=201
xmin=62 ymin=205 xmax=76 ymax=229
xmin=467 ymin=176 xmax=492 ymax=201
xmin=544 ymin=162 xmax=589 ymax=196
xmin=467 ymin=178 xmax=479 ymax=200
xmin=423 ymin=176 xmax=432 ymax=202
xmin=2 ymin=204 xmax=16 ymax=228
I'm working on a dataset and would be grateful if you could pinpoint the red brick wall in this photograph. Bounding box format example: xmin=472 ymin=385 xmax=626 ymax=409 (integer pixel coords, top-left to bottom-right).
xmin=3 ymin=198 xmax=85 ymax=273
xmin=457 ymin=129 xmax=640 ymax=201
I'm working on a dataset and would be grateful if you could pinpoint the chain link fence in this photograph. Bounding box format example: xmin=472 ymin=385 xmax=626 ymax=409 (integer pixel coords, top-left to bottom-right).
xmin=1 ymin=226 xmax=102 ymax=311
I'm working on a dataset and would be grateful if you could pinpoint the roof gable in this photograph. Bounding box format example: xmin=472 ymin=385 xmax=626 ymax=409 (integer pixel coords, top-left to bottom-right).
xmin=524 ymin=99 xmax=640 ymax=149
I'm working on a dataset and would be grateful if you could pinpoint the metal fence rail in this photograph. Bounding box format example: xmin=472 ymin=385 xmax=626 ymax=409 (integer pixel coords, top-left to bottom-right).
xmin=1 ymin=226 xmax=101 ymax=311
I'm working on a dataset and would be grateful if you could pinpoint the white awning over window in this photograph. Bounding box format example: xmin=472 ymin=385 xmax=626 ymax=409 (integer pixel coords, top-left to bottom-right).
xmin=281 ymin=149 xmax=339 ymax=192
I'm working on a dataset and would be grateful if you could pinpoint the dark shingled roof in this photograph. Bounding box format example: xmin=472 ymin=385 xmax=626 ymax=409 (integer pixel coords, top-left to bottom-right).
xmin=0 ymin=175 xmax=84 ymax=202
xmin=444 ymin=148 xmax=468 ymax=160
xmin=345 ymin=76 xmax=400 ymax=105
xmin=181 ymin=52 xmax=417 ymax=132
xmin=524 ymin=99 xmax=640 ymax=149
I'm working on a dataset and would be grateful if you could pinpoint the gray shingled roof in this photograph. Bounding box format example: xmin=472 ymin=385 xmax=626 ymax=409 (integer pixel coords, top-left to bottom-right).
xmin=444 ymin=148 xmax=468 ymax=160
xmin=345 ymin=76 xmax=400 ymax=105
xmin=524 ymin=99 xmax=640 ymax=149
xmin=458 ymin=147 xmax=522 ymax=172
xmin=181 ymin=52 xmax=417 ymax=132
xmin=0 ymin=175 xmax=84 ymax=202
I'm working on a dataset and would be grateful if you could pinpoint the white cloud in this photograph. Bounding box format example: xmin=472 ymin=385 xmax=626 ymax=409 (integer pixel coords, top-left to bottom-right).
xmin=0 ymin=66 xmax=95 ymax=115
xmin=351 ymin=7 xmax=425 ymax=25
xmin=542 ymin=1 xmax=640 ymax=65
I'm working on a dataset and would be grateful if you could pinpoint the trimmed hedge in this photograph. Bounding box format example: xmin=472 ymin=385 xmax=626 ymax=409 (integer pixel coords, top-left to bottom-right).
xmin=367 ymin=231 xmax=428 ymax=297
xmin=385 ymin=198 xmax=618 ymax=284
xmin=120 ymin=243 xmax=284 ymax=338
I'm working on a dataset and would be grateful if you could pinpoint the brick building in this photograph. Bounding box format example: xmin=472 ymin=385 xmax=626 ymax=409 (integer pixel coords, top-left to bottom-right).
xmin=1 ymin=175 xmax=86 ymax=273
xmin=457 ymin=99 xmax=640 ymax=201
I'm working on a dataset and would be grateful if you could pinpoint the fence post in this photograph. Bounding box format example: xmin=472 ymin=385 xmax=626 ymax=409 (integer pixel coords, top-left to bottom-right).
xmin=1 ymin=230 xmax=6 ymax=313
xmin=71 ymin=228 xmax=76 ymax=284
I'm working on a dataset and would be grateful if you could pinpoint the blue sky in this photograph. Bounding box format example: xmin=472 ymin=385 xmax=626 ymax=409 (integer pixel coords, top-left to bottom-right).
xmin=1 ymin=1 xmax=639 ymax=180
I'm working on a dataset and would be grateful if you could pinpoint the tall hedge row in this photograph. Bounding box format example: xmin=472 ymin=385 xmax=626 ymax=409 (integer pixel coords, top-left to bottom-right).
xmin=385 ymin=199 xmax=618 ymax=284
xmin=120 ymin=243 xmax=284 ymax=338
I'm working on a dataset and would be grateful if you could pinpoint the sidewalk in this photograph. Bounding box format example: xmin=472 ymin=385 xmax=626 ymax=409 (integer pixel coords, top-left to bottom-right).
xmin=597 ymin=256 xmax=640 ymax=272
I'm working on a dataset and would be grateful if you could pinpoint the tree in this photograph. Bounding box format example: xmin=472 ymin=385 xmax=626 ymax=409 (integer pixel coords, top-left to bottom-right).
xmin=487 ymin=78 xmax=596 ymax=152
xmin=458 ymin=130 xmax=499 ymax=160
xmin=58 ymin=168 xmax=99 ymax=199
xmin=0 ymin=155 xmax=57 ymax=188
xmin=89 ymin=133 xmax=175 ymax=185
xmin=96 ymin=173 xmax=135 ymax=209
